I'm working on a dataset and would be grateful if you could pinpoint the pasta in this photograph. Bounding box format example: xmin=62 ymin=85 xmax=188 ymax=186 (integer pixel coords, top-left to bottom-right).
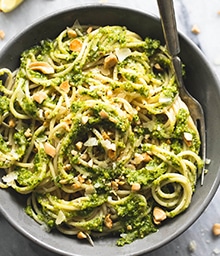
xmin=0 ymin=24 xmax=203 ymax=246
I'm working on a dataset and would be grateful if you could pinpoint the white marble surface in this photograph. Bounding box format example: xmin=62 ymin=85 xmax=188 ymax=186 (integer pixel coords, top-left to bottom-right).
xmin=1 ymin=0 xmax=220 ymax=255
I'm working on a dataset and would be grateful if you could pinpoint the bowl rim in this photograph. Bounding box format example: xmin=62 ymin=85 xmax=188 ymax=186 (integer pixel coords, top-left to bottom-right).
xmin=1 ymin=3 xmax=220 ymax=256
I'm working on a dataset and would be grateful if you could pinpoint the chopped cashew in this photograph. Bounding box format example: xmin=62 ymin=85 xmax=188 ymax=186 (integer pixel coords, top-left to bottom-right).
xmin=8 ymin=119 xmax=16 ymax=128
xmin=111 ymin=181 xmax=118 ymax=190
xmin=0 ymin=30 xmax=5 ymax=40
xmin=101 ymin=131 xmax=110 ymax=140
xmin=69 ymin=38 xmax=83 ymax=52
xmin=104 ymin=53 xmax=118 ymax=69
xmin=104 ymin=214 xmax=113 ymax=229
xmin=107 ymin=149 xmax=116 ymax=160
xmin=154 ymin=63 xmax=163 ymax=71
xmin=72 ymin=183 xmax=81 ymax=190
xmin=153 ymin=206 xmax=167 ymax=225
xmin=32 ymin=91 xmax=47 ymax=104
xmin=87 ymin=26 xmax=93 ymax=34
xmin=212 ymin=223 xmax=220 ymax=236
xmin=191 ymin=24 xmax=200 ymax=35
xmin=24 ymin=128 xmax=32 ymax=138
xmin=64 ymin=164 xmax=71 ymax=171
xmin=131 ymin=182 xmax=141 ymax=191
xmin=75 ymin=141 xmax=83 ymax=150
xmin=142 ymin=152 xmax=152 ymax=162
xmin=67 ymin=28 xmax=77 ymax=38
xmin=77 ymin=231 xmax=87 ymax=239
xmin=44 ymin=142 xmax=56 ymax=158
xmin=29 ymin=61 xmax=54 ymax=74
xmin=77 ymin=175 xmax=85 ymax=183
xmin=60 ymin=80 xmax=70 ymax=93
xmin=132 ymin=152 xmax=151 ymax=165
xmin=99 ymin=109 xmax=109 ymax=119
xmin=127 ymin=225 xmax=132 ymax=231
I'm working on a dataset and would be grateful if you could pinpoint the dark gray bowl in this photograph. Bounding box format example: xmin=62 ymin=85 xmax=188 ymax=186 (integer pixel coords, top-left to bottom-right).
xmin=0 ymin=5 xmax=220 ymax=256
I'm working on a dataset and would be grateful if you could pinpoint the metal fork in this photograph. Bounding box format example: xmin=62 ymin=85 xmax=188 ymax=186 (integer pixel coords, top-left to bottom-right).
xmin=157 ymin=0 xmax=206 ymax=185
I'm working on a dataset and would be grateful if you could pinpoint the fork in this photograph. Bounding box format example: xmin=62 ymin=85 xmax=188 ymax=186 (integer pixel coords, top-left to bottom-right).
xmin=157 ymin=0 xmax=206 ymax=185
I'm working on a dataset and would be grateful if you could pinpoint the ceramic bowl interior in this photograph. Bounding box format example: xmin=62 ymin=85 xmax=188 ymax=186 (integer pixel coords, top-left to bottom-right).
xmin=0 ymin=5 xmax=220 ymax=256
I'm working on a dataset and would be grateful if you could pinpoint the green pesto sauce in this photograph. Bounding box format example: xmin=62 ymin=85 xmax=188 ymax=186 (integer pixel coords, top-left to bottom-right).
xmin=0 ymin=95 xmax=10 ymax=115
xmin=114 ymin=193 xmax=157 ymax=246
xmin=0 ymin=133 xmax=10 ymax=153
xmin=126 ymin=161 xmax=167 ymax=187
xmin=16 ymin=148 xmax=48 ymax=187
xmin=20 ymin=97 xmax=38 ymax=117
xmin=143 ymin=37 xmax=161 ymax=56
xmin=174 ymin=108 xmax=200 ymax=152
xmin=13 ymin=130 xmax=29 ymax=157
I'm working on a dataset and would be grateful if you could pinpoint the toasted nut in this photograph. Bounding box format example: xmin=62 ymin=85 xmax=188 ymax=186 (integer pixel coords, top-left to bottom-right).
xmin=153 ymin=207 xmax=167 ymax=225
xmin=64 ymin=164 xmax=71 ymax=171
xmin=60 ymin=80 xmax=70 ymax=93
xmin=132 ymin=152 xmax=151 ymax=165
xmin=24 ymin=128 xmax=32 ymax=137
xmin=107 ymin=149 xmax=116 ymax=160
xmin=77 ymin=231 xmax=87 ymax=239
xmin=72 ymin=183 xmax=81 ymax=190
xmin=71 ymin=149 xmax=78 ymax=156
xmin=75 ymin=141 xmax=83 ymax=150
xmin=104 ymin=214 xmax=113 ymax=229
xmin=63 ymin=122 xmax=71 ymax=132
xmin=8 ymin=119 xmax=16 ymax=128
xmin=102 ymin=131 xmax=110 ymax=140
xmin=111 ymin=181 xmax=118 ymax=190
xmin=44 ymin=142 xmax=56 ymax=158
xmin=131 ymin=183 xmax=141 ymax=191
xmin=191 ymin=24 xmax=200 ymax=35
xmin=0 ymin=30 xmax=5 ymax=40
xmin=77 ymin=175 xmax=85 ymax=183
xmin=212 ymin=223 xmax=220 ymax=236
xmin=87 ymin=26 xmax=93 ymax=34
xmin=154 ymin=63 xmax=163 ymax=70
xmin=67 ymin=28 xmax=77 ymax=38
xmin=118 ymin=180 xmax=125 ymax=186
xmin=29 ymin=61 xmax=54 ymax=74
xmin=99 ymin=109 xmax=109 ymax=119
xmin=69 ymin=38 xmax=83 ymax=52
xmin=32 ymin=91 xmax=47 ymax=104
xmin=127 ymin=225 xmax=132 ymax=231
xmin=81 ymin=153 xmax=89 ymax=160
xmin=142 ymin=152 xmax=152 ymax=162
xmin=104 ymin=53 xmax=118 ymax=69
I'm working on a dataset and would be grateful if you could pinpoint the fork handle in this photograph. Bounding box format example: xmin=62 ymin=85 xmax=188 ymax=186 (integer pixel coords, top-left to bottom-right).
xmin=157 ymin=0 xmax=180 ymax=57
